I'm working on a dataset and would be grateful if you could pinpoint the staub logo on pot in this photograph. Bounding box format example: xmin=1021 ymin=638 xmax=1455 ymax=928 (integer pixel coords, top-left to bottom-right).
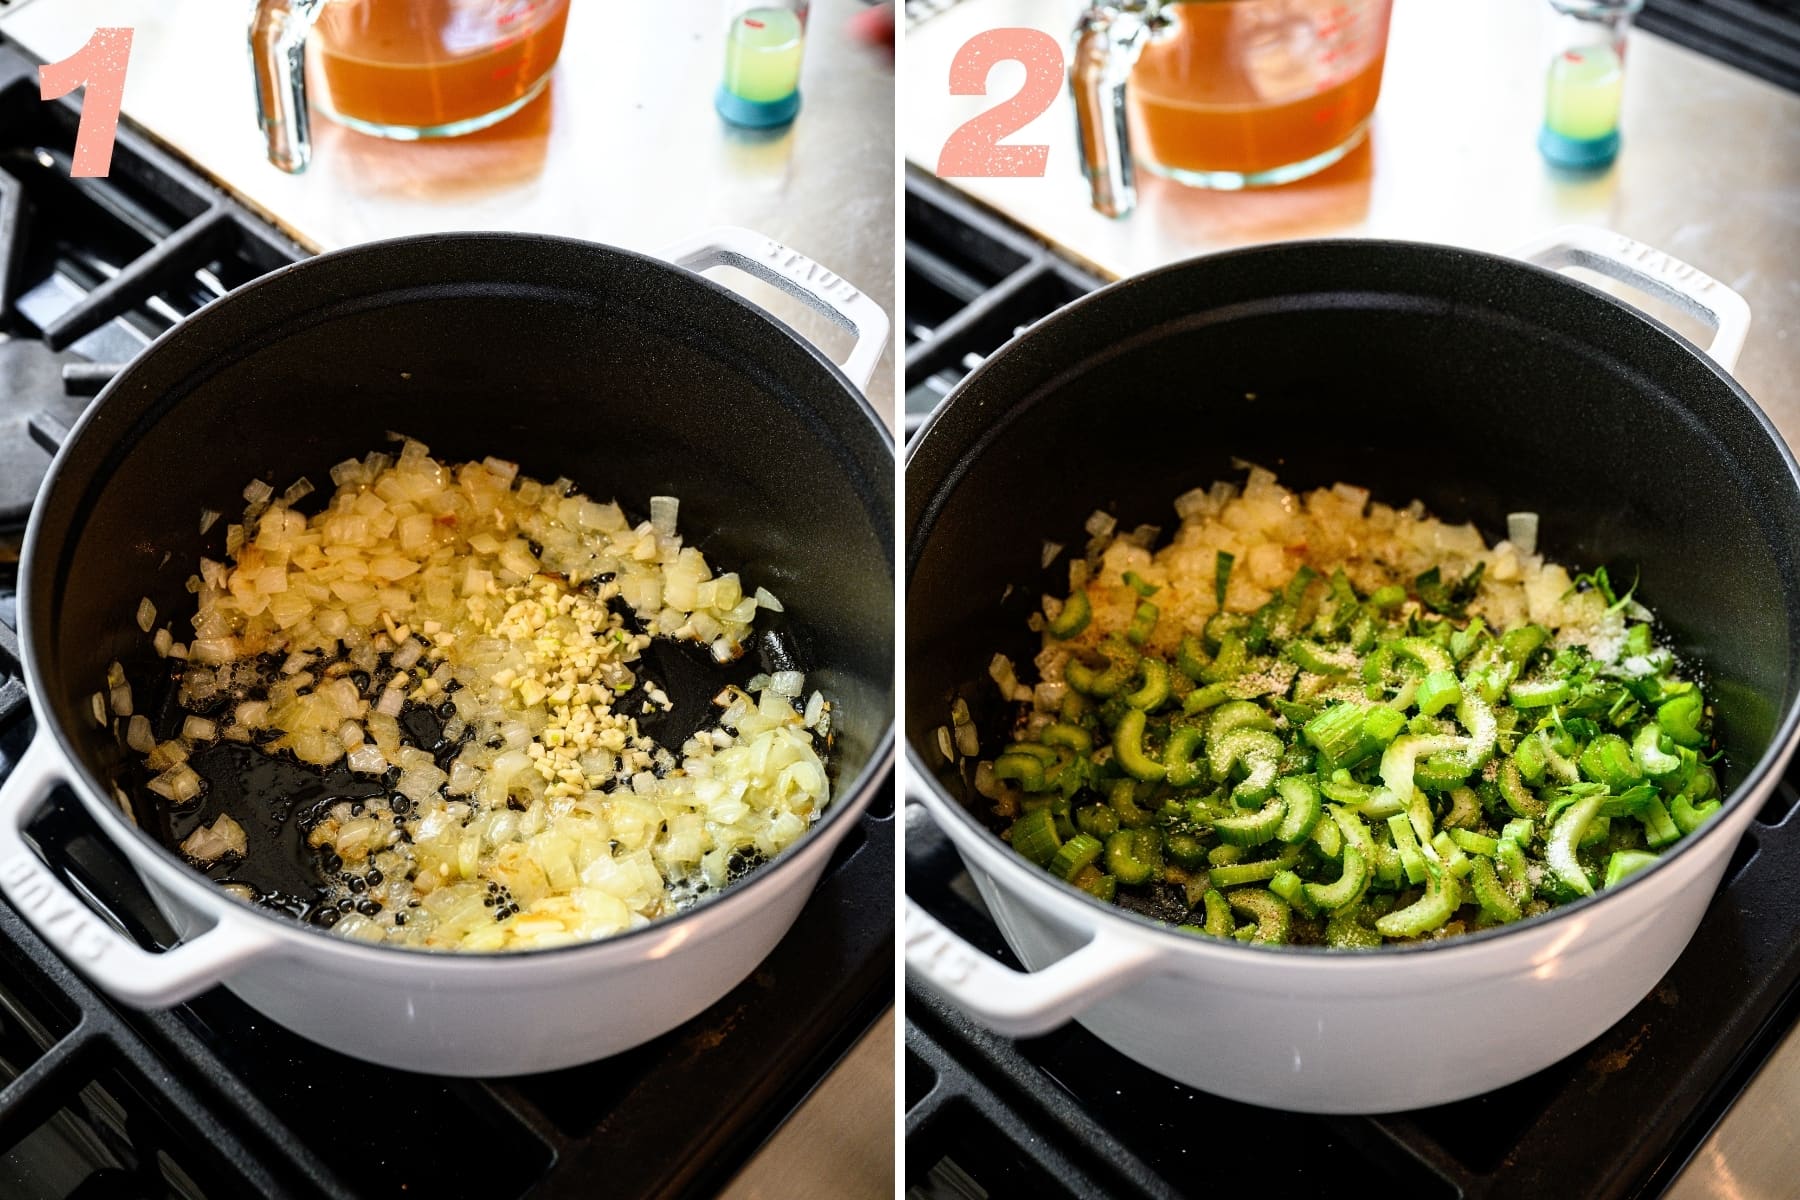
xmin=1611 ymin=233 xmax=1720 ymax=294
xmin=0 ymin=856 xmax=113 ymax=963
xmin=759 ymin=238 xmax=864 ymax=306
xmin=906 ymin=906 xmax=981 ymax=987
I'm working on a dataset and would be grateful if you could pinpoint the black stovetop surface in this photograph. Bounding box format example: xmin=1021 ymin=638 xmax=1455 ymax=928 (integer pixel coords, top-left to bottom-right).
xmin=0 ymin=39 xmax=893 ymax=1200
xmin=902 ymin=167 xmax=1800 ymax=1200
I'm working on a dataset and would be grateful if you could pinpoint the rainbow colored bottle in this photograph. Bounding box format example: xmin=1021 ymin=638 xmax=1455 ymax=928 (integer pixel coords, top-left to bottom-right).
xmin=1539 ymin=0 xmax=1642 ymax=169
xmin=716 ymin=1 xmax=809 ymax=129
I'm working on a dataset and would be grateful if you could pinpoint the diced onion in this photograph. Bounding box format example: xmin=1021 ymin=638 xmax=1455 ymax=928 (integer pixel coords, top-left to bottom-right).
xmin=346 ymin=744 xmax=388 ymax=774
xmin=147 ymin=740 xmax=188 ymax=770
xmin=1507 ymin=512 xmax=1540 ymax=557
xmin=191 ymin=638 xmax=236 ymax=665
xmin=951 ymin=697 xmax=980 ymax=757
xmin=989 ymin=653 xmax=1032 ymax=703
xmin=649 ymin=495 xmax=679 ymax=538
xmin=148 ymin=764 xmax=203 ymax=805
xmin=446 ymin=760 xmax=480 ymax=795
xmin=136 ymin=597 xmax=156 ymax=633
xmin=181 ymin=813 xmax=245 ymax=863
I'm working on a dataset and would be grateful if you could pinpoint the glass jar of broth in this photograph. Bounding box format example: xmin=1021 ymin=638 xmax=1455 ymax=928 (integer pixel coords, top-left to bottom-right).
xmin=251 ymin=0 xmax=573 ymax=173
xmin=1072 ymin=0 xmax=1395 ymax=216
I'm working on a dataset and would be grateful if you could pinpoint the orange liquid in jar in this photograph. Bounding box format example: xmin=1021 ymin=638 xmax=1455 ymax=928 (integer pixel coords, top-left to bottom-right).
xmin=313 ymin=0 xmax=571 ymax=131
xmin=1129 ymin=0 xmax=1390 ymax=178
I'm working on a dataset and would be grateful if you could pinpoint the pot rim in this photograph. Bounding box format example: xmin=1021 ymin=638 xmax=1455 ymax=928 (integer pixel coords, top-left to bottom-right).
xmin=904 ymin=235 xmax=1800 ymax=962
xmin=20 ymin=230 xmax=896 ymax=968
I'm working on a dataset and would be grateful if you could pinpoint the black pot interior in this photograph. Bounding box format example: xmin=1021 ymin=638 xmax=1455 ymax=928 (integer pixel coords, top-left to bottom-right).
xmin=908 ymin=240 xmax=1800 ymax=856
xmin=27 ymin=233 xmax=894 ymax=914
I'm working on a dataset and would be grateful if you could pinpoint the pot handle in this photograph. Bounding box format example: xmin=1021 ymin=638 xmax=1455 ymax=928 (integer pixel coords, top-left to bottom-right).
xmin=905 ymin=898 xmax=1159 ymax=1037
xmin=0 ymin=733 xmax=276 ymax=1007
xmin=660 ymin=227 xmax=890 ymax=394
xmin=1513 ymin=226 xmax=1751 ymax=373
xmin=904 ymin=798 xmax=1160 ymax=1037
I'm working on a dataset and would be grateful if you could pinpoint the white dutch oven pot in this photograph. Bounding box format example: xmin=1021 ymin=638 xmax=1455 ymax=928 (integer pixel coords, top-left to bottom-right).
xmin=0 ymin=227 xmax=892 ymax=1076
xmin=905 ymin=228 xmax=1800 ymax=1112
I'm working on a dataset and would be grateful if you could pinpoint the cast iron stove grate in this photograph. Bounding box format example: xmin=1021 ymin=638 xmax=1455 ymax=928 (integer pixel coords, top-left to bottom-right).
xmin=0 ymin=48 xmax=303 ymax=532
xmin=902 ymin=169 xmax=1102 ymax=439
xmin=1639 ymin=0 xmax=1800 ymax=94
xmin=902 ymin=167 xmax=1800 ymax=1199
xmin=0 ymin=39 xmax=894 ymax=1199
xmin=896 ymin=0 xmax=1800 ymax=95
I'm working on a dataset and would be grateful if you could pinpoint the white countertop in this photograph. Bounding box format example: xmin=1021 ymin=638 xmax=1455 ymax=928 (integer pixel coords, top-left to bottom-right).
xmin=905 ymin=0 xmax=1800 ymax=438
xmin=0 ymin=0 xmax=898 ymax=425
xmin=0 ymin=3 xmax=897 ymax=1196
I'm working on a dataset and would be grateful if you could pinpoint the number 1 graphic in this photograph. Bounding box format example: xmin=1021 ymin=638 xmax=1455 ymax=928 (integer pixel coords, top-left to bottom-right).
xmin=40 ymin=27 xmax=135 ymax=178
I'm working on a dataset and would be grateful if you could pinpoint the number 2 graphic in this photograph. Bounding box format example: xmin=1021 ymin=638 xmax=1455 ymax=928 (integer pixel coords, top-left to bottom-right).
xmin=936 ymin=28 xmax=1064 ymax=179
xmin=39 ymin=27 xmax=135 ymax=178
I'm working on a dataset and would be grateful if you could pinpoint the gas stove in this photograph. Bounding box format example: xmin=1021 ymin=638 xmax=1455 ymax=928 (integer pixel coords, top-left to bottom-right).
xmin=0 ymin=55 xmax=300 ymax=532
xmin=903 ymin=167 xmax=1800 ymax=1199
xmin=0 ymin=38 xmax=892 ymax=1199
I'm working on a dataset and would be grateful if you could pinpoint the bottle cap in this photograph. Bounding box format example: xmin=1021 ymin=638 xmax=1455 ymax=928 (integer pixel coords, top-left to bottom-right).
xmin=1538 ymin=126 xmax=1620 ymax=168
xmin=715 ymin=87 xmax=802 ymax=128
